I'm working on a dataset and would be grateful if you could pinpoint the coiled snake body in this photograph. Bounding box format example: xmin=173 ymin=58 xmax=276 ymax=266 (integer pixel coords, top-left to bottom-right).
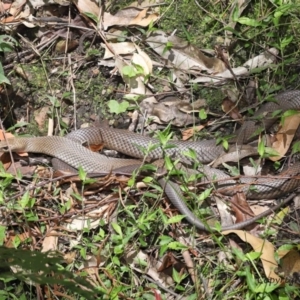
xmin=1 ymin=90 xmax=300 ymax=231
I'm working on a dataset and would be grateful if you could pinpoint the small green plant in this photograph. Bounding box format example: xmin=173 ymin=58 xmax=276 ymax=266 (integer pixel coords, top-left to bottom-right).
xmin=0 ymin=35 xmax=18 ymax=84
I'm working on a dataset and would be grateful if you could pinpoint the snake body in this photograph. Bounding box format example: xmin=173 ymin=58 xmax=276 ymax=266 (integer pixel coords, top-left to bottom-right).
xmin=1 ymin=90 xmax=300 ymax=231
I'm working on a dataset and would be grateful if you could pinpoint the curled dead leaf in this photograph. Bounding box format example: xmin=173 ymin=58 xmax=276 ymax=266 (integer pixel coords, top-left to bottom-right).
xmin=222 ymin=230 xmax=280 ymax=281
xmin=147 ymin=30 xmax=226 ymax=73
xmin=182 ymin=125 xmax=205 ymax=140
xmin=230 ymin=192 xmax=255 ymax=225
xmin=270 ymin=112 xmax=300 ymax=161
xmin=222 ymin=97 xmax=242 ymax=122
xmin=103 ymin=8 xmax=158 ymax=30
xmin=278 ymin=248 xmax=300 ymax=281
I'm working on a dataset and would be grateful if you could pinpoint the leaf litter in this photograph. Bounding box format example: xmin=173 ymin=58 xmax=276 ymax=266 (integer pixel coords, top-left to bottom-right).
xmin=0 ymin=0 xmax=299 ymax=298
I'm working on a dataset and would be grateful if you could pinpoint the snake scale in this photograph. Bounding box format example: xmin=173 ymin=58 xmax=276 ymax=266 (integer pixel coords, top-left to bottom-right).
xmin=1 ymin=90 xmax=300 ymax=231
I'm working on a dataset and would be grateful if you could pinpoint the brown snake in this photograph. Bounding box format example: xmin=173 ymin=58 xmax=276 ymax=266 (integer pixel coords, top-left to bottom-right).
xmin=1 ymin=90 xmax=300 ymax=231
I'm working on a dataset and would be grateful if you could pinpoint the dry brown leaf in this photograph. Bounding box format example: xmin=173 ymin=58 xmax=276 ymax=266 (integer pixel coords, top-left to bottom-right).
xmin=102 ymin=42 xmax=136 ymax=59
xmin=135 ymin=46 xmax=153 ymax=74
xmin=129 ymin=8 xmax=158 ymax=27
xmin=55 ymin=39 xmax=78 ymax=54
xmin=65 ymin=205 xmax=110 ymax=230
xmin=132 ymin=52 xmax=152 ymax=75
xmin=0 ymin=130 xmax=28 ymax=165
xmin=0 ymin=152 xmax=12 ymax=170
xmin=215 ymin=196 xmax=234 ymax=227
xmin=34 ymin=106 xmax=50 ymax=130
xmin=42 ymin=231 xmax=58 ymax=252
xmin=182 ymin=125 xmax=205 ymax=140
xmin=1 ymin=16 xmax=17 ymax=24
xmin=157 ymin=252 xmax=179 ymax=272
xmin=191 ymin=48 xmax=278 ymax=84
xmin=250 ymin=204 xmax=274 ymax=216
xmin=222 ymin=230 xmax=280 ymax=281
xmin=269 ymin=112 xmax=300 ymax=161
xmin=212 ymin=145 xmax=258 ymax=168
xmin=9 ymin=0 xmax=26 ymax=17
xmin=278 ymin=248 xmax=300 ymax=279
xmin=140 ymin=97 xmax=198 ymax=126
xmin=222 ymin=97 xmax=242 ymax=122
xmin=0 ymin=2 xmax=12 ymax=12
xmin=147 ymin=30 xmax=226 ymax=74
xmin=64 ymin=252 xmax=76 ymax=264
xmin=5 ymin=232 xmax=31 ymax=248
xmin=0 ymin=130 xmax=22 ymax=170
xmin=103 ymin=8 xmax=158 ymax=30
xmin=14 ymin=66 xmax=32 ymax=81
xmin=115 ymin=56 xmax=152 ymax=96
xmin=73 ymin=0 xmax=100 ymax=18
xmin=230 ymin=192 xmax=255 ymax=226
xmin=128 ymin=0 xmax=161 ymax=11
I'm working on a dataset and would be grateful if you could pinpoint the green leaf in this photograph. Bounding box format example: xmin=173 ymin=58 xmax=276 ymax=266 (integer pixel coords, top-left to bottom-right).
xmin=122 ymin=65 xmax=139 ymax=78
xmin=236 ymin=17 xmax=262 ymax=27
xmin=271 ymin=109 xmax=283 ymax=118
xmin=232 ymin=247 xmax=247 ymax=261
xmin=80 ymin=247 xmax=86 ymax=259
xmin=19 ymin=191 xmax=30 ymax=208
xmin=111 ymin=222 xmax=123 ymax=238
xmin=0 ymin=225 xmax=6 ymax=246
xmin=78 ymin=166 xmax=87 ymax=181
xmin=280 ymin=36 xmax=293 ymax=50
xmin=231 ymin=5 xmax=240 ymax=22
xmin=183 ymin=148 xmax=197 ymax=161
xmin=0 ymin=41 xmax=14 ymax=53
xmin=172 ymin=268 xmax=181 ymax=283
xmin=13 ymin=235 xmax=21 ymax=248
xmin=114 ymin=244 xmax=124 ymax=254
xmin=128 ymin=177 xmax=135 ymax=187
xmin=62 ymin=91 xmax=73 ymax=99
xmin=256 ymin=282 xmax=280 ymax=293
xmin=123 ymin=94 xmax=141 ymax=101
xmin=142 ymin=176 xmax=153 ymax=183
xmin=83 ymin=12 xmax=98 ymax=23
xmin=222 ymin=139 xmax=229 ymax=150
xmin=166 ymin=215 xmax=185 ymax=224
xmin=107 ymin=99 xmax=129 ymax=114
xmin=245 ymin=266 xmax=257 ymax=292
xmin=245 ymin=251 xmax=261 ymax=261
xmin=71 ymin=193 xmax=83 ymax=201
xmin=162 ymin=41 xmax=173 ymax=55
xmin=112 ymin=256 xmax=120 ymax=266
xmin=25 ymin=212 xmax=38 ymax=221
xmin=199 ymin=108 xmax=207 ymax=120
xmin=282 ymin=109 xmax=299 ymax=118
xmin=164 ymin=156 xmax=174 ymax=171
xmin=132 ymin=62 xmax=145 ymax=75
xmin=223 ymin=163 xmax=240 ymax=176
xmin=277 ymin=244 xmax=295 ymax=252
xmin=7 ymin=121 xmax=29 ymax=131
xmin=0 ymin=34 xmax=18 ymax=49
xmin=167 ymin=241 xmax=188 ymax=251
xmin=0 ymin=72 xmax=10 ymax=84
xmin=292 ymin=141 xmax=300 ymax=154
xmin=223 ymin=27 xmax=246 ymax=40
xmin=263 ymin=147 xmax=280 ymax=157
xmin=258 ymin=140 xmax=265 ymax=157
xmin=199 ymin=188 xmax=212 ymax=201
xmin=159 ymin=235 xmax=173 ymax=245
xmin=181 ymin=24 xmax=193 ymax=42
xmin=47 ymin=95 xmax=60 ymax=108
